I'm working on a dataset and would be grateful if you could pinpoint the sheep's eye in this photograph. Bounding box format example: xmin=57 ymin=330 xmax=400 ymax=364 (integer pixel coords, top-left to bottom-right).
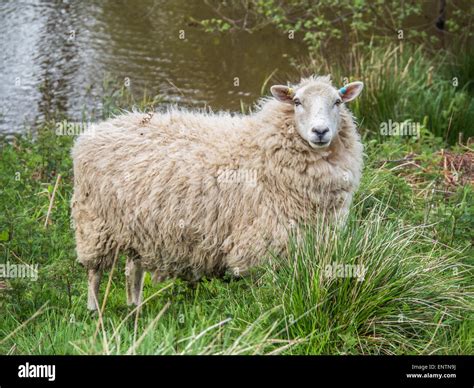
xmin=335 ymin=99 xmax=342 ymax=106
xmin=293 ymin=98 xmax=302 ymax=106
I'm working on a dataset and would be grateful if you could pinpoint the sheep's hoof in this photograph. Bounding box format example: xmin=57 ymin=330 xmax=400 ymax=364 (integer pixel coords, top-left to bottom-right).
xmin=87 ymin=307 xmax=99 ymax=316
xmin=87 ymin=299 xmax=100 ymax=312
xmin=126 ymin=297 xmax=139 ymax=307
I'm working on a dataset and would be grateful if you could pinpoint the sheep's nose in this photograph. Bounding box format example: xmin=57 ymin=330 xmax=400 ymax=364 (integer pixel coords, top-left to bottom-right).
xmin=311 ymin=127 xmax=329 ymax=138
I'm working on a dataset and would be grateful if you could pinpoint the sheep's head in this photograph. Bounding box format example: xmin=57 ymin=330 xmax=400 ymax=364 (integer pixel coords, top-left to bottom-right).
xmin=271 ymin=76 xmax=363 ymax=149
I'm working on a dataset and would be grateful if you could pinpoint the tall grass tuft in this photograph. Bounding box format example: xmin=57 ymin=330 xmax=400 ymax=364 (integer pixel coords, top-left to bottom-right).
xmin=265 ymin=200 xmax=473 ymax=354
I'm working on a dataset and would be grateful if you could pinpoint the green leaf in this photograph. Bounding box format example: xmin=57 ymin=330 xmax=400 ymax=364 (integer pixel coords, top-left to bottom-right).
xmin=0 ymin=230 xmax=9 ymax=241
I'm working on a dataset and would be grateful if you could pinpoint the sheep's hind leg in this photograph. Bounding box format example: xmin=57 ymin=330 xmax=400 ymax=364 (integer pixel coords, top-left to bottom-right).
xmin=126 ymin=257 xmax=145 ymax=307
xmin=87 ymin=269 xmax=102 ymax=311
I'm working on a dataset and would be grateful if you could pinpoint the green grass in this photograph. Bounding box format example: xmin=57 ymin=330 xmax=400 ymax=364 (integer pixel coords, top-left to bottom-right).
xmin=0 ymin=43 xmax=473 ymax=355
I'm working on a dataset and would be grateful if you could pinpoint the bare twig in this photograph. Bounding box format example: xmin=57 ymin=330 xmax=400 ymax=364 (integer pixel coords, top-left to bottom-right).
xmin=44 ymin=174 xmax=62 ymax=228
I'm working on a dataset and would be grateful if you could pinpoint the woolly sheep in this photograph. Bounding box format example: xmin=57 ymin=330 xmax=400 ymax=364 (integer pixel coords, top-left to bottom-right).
xmin=71 ymin=75 xmax=364 ymax=310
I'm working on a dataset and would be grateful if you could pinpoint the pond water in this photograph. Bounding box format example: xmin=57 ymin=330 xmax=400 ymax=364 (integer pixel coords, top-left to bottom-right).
xmin=0 ymin=0 xmax=306 ymax=134
xmin=1 ymin=1 xmax=464 ymax=135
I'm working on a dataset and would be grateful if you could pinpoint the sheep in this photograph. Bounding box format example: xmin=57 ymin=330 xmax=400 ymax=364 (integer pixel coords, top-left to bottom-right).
xmin=71 ymin=75 xmax=364 ymax=310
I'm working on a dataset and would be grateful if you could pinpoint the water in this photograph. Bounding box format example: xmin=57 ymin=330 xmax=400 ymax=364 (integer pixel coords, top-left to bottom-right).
xmin=0 ymin=0 xmax=305 ymax=134
xmin=1 ymin=1 xmax=465 ymax=135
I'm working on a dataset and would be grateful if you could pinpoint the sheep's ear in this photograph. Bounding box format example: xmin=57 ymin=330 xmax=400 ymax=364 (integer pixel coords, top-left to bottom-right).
xmin=339 ymin=81 xmax=364 ymax=103
xmin=271 ymin=85 xmax=295 ymax=104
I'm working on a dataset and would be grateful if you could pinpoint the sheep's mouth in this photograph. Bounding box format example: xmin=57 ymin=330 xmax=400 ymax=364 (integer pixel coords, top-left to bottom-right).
xmin=309 ymin=140 xmax=330 ymax=148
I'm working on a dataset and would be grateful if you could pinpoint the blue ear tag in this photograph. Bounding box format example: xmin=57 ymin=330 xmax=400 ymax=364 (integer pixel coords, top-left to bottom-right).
xmin=339 ymin=86 xmax=347 ymax=95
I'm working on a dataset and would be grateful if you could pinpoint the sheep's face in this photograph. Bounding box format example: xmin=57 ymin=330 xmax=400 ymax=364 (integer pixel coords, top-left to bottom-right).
xmin=271 ymin=77 xmax=363 ymax=149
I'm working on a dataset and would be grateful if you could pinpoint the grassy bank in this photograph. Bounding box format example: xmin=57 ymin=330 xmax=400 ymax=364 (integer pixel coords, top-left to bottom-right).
xmin=0 ymin=44 xmax=473 ymax=355
xmin=1 ymin=129 xmax=472 ymax=354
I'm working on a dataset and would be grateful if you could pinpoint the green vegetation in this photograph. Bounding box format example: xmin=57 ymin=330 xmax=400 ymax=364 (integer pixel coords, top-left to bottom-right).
xmin=199 ymin=1 xmax=473 ymax=52
xmin=1 ymin=123 xmax=472 ymax=354
xmin=0 ymin=1 xmax=473 ymax=355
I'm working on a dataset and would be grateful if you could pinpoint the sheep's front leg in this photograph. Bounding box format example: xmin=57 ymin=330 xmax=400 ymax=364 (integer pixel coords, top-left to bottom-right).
xmin=126 ymin=257 xmax=145 ymax=306
xmin=87 ymin=269 xmax=102 ymax=311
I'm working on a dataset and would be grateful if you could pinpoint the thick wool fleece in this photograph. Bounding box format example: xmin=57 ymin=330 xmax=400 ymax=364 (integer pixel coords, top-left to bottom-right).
xmin=71 ymin=77 xmax=363 ymax=281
